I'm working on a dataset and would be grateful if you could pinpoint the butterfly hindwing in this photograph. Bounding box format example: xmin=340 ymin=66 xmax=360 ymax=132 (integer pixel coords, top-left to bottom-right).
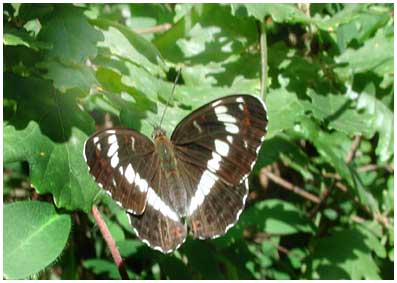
xmin=176 ymin=158 xmax=249 ymax=238
xmin=128 ymin=160 xmax=187 ymax=253
xmin=84 ymin=128 xmax=156 ymax=214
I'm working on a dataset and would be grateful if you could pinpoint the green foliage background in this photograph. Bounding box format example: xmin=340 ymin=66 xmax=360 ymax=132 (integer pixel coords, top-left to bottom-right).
xmin=3 ymin=3 xmax=394 ymax=279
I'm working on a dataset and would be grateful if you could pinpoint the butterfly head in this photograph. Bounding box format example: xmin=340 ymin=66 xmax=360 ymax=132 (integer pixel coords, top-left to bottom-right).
xmin=152 ymin=126 xmax=167 ymax=140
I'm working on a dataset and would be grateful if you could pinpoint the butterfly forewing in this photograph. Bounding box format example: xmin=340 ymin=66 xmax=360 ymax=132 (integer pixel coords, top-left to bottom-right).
xmin=84 ymin=128 xmax=156 ymax=214
xmin=172 ymin=95 xmax=267 ymax=185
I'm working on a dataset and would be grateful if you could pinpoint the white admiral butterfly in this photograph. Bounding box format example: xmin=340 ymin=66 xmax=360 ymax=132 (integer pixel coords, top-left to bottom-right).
xmin=84 ymin=94 xmax=268 ymax=253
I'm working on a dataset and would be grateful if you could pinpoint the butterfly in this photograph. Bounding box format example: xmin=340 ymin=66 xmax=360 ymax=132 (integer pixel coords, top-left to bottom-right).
xmin=84 ymin=94 xmax=268 ymax=253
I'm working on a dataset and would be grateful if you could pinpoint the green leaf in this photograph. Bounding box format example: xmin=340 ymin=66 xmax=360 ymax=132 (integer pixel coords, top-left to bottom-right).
xmin=4 ymin=201 xmax=71 ymax=279
xmin=17 ymin=3 xmax=54 ymax=22
xmin=304 ymin=89 xmax=373 ymax=137
xmin=335 ymin=25 xmax=393 ymax=86
xmin=356 ymin=90 xmax=394 ymax=163
xmin=383 ymin=175 xmax=394 ymax=213
xmin=182 ymin=240 xmax=224 ymax=279
xmin=90 ymin=18 xmax=167 ymax=76
xmin=38 ymin=5 xmax=104 ymax=64
xmin=38 ymin=61 xmax=99 ymax=93
xmin=293 ymin=117 xmax=377 ymax=209
xmin=231 ymin=3 xmax=311 ymax=24
xmin=315 ymin=4 xmax=389 ymax=37
xmin=323 ymin=208 xmax=338 ymax=220
xmin=159 ymin=256 xmax=192 ymax=279
xmin=117 ymin=239 xmax=144 ymax=258
xmin=154 ymin=4 xmax=257 ymax=63
xmin=272 ymin=269 xmax=291 ymax=280
xmin=83 ymin=259 xmax=122 ymax=279
xmin=120 ymin=4 xmax=174 ymax=42
xmin=310 ymin=227 xmax=381 ymax=279
xmin=241 ymin=199 xmax=315 ymax=234
xmin=254 ymin=134 xmax=314 ymax=181
xmin=4 ymin=74 xmax=99 ymax=212
xmin=93 ymin=56 xmax=262 ymax=138
xmin=3 ymin=27 xmax=52 ymax=51
xmin=357 ymin=224 xmax=386 ymax=259
xmin=102 ymin=215 xmax=125 ymax=243
xmin=261 ymin=236 xmax=279 ymax=257
xmin=303 ymin=121 xmax=352 ymax=175
xmin=4 ymin=122 xmax=100 ymax=212
xmin=4 ymin=73 xmax=94 ymax=142
xmin=100 ymin=194 xmax=133 ymax=233
xmin=333 ymin=6 xmax=389 ymax=51
xmin=266 ymin=88 xmax=305 ymax=138
xmin=288 ymin=248 xmax=307 ymax=269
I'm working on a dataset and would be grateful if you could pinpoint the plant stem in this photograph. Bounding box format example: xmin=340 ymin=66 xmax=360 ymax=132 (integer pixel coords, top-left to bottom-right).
xmin=133 ymin=23 xmax=172 ymax=34
xmin=263 ymin=169 xmax=321 ymax=203
xmin=357 ymin=164 xmax=394 ymax=173
xmin=91 ymin=205 xmax=129 ymax=280
xmin=310 ymin=135 xmax=362 ymax=217
xmin=258 ymin=20 xmax=268 ymax=100
xmin=345 ymin=135 xmax=361 ymax=163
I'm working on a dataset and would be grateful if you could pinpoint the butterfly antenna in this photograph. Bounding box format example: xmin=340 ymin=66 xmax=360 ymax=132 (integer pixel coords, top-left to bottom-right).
xmin=159 ymin=68 xmax=181 ymax=128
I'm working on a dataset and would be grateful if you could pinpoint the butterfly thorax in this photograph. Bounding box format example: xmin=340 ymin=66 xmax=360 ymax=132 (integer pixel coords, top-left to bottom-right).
xmin=152 ymin=126 xmax=166 ymax=140
xmin=152 ymin=126 xmax=174 ymax=168
xmin=154 ymin=133 xmax=177 ymax=172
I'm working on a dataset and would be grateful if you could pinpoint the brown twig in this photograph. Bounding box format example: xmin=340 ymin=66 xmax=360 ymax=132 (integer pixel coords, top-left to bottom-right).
xmin=258 ymin=20 xmax=267 ymax=100
xmin=374 ymin=211 xmax=390 ymax=227
xmin=335 ymin=181 xmax=348 ymax=192
xmin=91 ymin=205 xmax=129 ymax=280
xmin=276 ymin=245 xmax=290 ymax=255
xmin=263 ymin=169 xmax=321 ymax=203
xmin=308 ymin=183 xmax=334 ymax=218
xmin=253 ymin=232 xmax=291 ymax=256
xmin=345 ymin=135 xmax=361 ymax=163
xmin=133 ymin=23 xmax=171 ymax=34
xmin=357 ymin=164 xmax=394 ymax=173
xmin=323 ymin=162 xmax=393 ymax=195
xmin=350 ymin=214 xmax=365 ymax=224
xmin=310 ymin=135 xmax=361 ymax=216
xmin=322 ymin=171 xmax=342 ymax=180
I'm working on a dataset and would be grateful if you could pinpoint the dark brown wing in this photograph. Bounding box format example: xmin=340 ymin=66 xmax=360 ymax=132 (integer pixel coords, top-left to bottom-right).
xmin=177 ymin=159 xmax=248 ymax=238
xmin=83 ymin=128 xmax=156 ymax=214
xmin=172 ymin=94 xmax=267 ymax=185
xmin=128 ymin=158 xmax=187 ymax=253
xmin=171 ymin=94 xmax=267 ymax=238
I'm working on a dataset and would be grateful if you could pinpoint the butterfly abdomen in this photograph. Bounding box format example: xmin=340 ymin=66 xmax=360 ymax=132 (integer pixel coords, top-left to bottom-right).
xmin=154 ymin=134 xmax=188 ymax=216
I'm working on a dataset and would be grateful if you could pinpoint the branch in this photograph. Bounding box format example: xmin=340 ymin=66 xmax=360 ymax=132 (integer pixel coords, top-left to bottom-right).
xmin=133 ymin=23 xmax=171 ymax=34
xmin=258 ymin=20 xmax=268 ymax=100
xmin=308 ymin=183 xmax=334 ymax=218
xmin=357 ymin=164 xmax=394 ymax=173
xmin=91 ymin=205 xmax=129 ymax=280
xmin=345 ymin=135 xmax=361 ymax=163
xmin=310 ymin=135 xmax=361 ymax=217
xmin=262 ymin=169 xmax=321 ymax=203
xmin=276 ymin=245 xmax=290 ymax=255
xmin=335 ymin=181 xmax=348 ymax=192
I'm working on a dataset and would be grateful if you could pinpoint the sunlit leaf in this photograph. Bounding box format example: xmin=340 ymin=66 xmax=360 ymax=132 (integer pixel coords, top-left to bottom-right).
xmin=4 ymin=201 xmax=71 ymax=279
